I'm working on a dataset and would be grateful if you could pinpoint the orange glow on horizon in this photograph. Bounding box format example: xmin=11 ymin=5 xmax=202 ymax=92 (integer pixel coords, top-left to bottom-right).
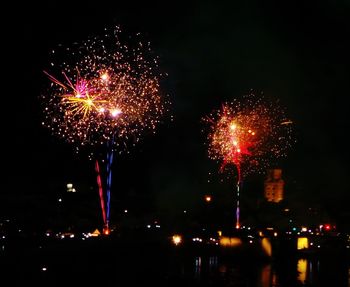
xmin=103 ymin=227 xmax=110 ymax=236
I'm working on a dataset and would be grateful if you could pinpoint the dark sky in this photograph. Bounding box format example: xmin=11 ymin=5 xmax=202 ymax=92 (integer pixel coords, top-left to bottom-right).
xmin=2 ymin=1 xmax=350 ymax=225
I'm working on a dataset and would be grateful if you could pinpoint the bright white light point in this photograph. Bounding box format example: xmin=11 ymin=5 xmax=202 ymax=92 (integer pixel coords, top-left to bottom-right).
xmin=101 ymin=73 xmax=109 ymax=81
xmin=76 ymin=93 xmax=81 ymax=98
xmin=251 ymin=132 xmax=255 ymax=135
xmin=232 ymin=140 xmax=238 ymax=146
xmin=99 ymin=107 xmax=105 ymax=113
xmin=230 ymin=123 xmax=236 ymax=130
xmin=111 ymin=108 xmax=122 ymax=117
xmin=124 ymin=209 xmax=128 ymax=213
xmin=41 ymin=267 xmax=47 ymax=271
xmin=86 ymin=99 xmax=93 ymax=106
xmin=237 ymin=148 xmax=241 ymax=153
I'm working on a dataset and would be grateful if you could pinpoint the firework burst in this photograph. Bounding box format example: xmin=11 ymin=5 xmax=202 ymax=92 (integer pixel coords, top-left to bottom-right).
xmin=41 ymin=26 xmax=169 ymax=151
xmin=203 ymin=92 xmax=294 ymax=228
xmin=41 ymin=26 xmax=169 ymax=233
xmin=204 ymin=92 xmax=293 ymax=178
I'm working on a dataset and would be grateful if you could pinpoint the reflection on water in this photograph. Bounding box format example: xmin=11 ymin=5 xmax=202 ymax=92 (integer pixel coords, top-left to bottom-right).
xmin=261 ymin=264 xmax=277 ymax=287
xmin=261 ymin=237 xmax=272 ymax=257
xmin=297 ymin=259 xmax=307 ymax=283
xmin=209 ymin=256 xmax=218 ymax=268
xmin=194 ymin=256 xmax=201 ymax=280
xmin=0 ymin=240 xmax=349 ymax=286
xmin=182 ymin=254 xmax=349 ymax=287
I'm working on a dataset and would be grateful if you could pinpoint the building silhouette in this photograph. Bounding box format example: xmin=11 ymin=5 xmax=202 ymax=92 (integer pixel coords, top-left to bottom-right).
xmin=264 ymin=169 xmax=284 ymax=203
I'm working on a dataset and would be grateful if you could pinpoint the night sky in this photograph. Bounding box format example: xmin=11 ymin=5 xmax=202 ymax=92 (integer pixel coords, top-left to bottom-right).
xmin=2 ymin=1 xmax=350 ymax=227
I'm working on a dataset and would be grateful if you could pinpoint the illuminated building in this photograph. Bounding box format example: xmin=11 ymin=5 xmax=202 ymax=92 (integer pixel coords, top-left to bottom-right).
xmin=264 ymin=169 xmax=284 ymax=202
xmin=66 ymin=183 xmax=77 ymax=193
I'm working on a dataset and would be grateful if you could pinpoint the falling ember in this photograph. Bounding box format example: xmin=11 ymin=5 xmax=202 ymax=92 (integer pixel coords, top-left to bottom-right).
xmin=203 ymin=92 xmax=294 ymax=228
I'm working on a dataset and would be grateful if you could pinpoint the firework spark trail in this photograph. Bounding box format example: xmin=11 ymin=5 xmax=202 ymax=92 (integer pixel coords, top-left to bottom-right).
xmin=203 ymin=92 xmax=294 ymax=228
xmin=41 ymin=26 xmax=169 ymax=232
xmin=106 ymin=137 xmax=114 ymax=227
xmin=95 ymin=160 xmax=106 ymax=225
